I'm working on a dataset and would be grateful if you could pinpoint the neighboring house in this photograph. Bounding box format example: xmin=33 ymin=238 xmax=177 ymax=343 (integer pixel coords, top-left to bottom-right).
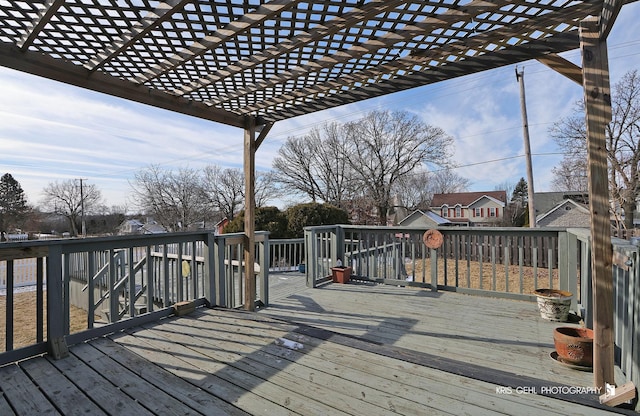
xmin=533 ymin=192 xmax=588 ymax=219
xmin=215 ymin=218 xmax=229 ymax=235
xmin=118 ymin=218 xmax=166 ymax=235
xmin=536 ymin=198 xmax=590 ymax=228
xmin=118 ymin=219 xmax=144 ymax=235
xmin=398 ymin=210 xmax=451 ymax=228
xmin=140 ymin=222 xmax=167 ymax=234
xmin=429 ymin=191 xmax=507 ymax=226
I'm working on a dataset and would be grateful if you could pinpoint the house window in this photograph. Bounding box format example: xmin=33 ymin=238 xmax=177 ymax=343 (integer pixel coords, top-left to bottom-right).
xmin=474 ymin=208 xmax=481 ymax=217
xmin=441 ymin=205 xmax=448 ymax=217
xmin=489 ymin=207 xmax=497 ymax=217
xmin=455 ymin=206 xmax=461 ymax=218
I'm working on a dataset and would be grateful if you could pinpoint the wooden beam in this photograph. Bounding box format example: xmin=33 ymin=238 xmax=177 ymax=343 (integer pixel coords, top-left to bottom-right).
xmin=599 ymin=382 xmax=637 ymax=407
xmin=0 ymin=44 xmax=246 ymax=129
xmin=599 ymin=0 xmax=624 ymax=40
xmin=580 ymin=17 xmax=614 ymax=390
xmin=134 ymin=0 xmax=304 ymax=84
xmin=85 ymin=0 xmax=192 ymax=72
xmin=536 ymin=53 xmax=583 ymax=85
xmin=243 ymin=116 xmax=257 ymax=311
xmin=16 ymin=0 xmax=65 ymax=50
xmin=255 ymin=122 xmax=274 ymax=149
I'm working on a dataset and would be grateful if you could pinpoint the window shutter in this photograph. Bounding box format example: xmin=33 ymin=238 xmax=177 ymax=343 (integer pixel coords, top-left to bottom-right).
xmin=481 ymin=208 xmax=484 ymax=217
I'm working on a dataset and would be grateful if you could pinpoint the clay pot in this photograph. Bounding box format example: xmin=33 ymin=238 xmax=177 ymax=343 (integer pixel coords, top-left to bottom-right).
xmin=331 ymin=266 xmax=352 ymax=284
xmin=534 ymin=289 xmax=572 ymax=322
xmin=553 ymin=327 xmax=593 ymax=367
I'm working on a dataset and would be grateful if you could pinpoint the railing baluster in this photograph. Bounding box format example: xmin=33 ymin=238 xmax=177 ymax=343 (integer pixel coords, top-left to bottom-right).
xmin=36 ymin=257 xmax=44 ymax=343
xmin=128 ymin=247 xmax=135 ymax=317
xmin=109 ymin=249 xmax=117 ymax=323
xmin=6 ymin=260 xmax=14 ymax=351
xmin=87 ymin=252 xmax=95 ymax=328
xmin=491 ymin=235 xmax=497 ymax=291
xmin=519 ymin=236 xmax=524 ymax=294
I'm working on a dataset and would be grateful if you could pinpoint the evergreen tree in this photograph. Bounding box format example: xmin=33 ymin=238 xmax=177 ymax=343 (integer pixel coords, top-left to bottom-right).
xmin=511 ymin=177 xmax=528 ymax=204
xmin=510 ymin=177 xmax=528 ymax=227
xmin=0 ymin=173 xmax=30 ymax=238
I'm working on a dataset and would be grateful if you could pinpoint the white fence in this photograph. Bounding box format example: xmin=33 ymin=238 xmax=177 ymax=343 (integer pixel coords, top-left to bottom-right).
xmin=0 ymin=258 xmax=47 ymax=291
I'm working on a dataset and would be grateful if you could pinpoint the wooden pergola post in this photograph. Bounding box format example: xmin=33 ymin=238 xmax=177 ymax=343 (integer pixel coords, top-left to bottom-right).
xmin=580 ymin=17 xmax=615 ymax=389
xmin=243 ymin=116 xmax=257 ymax=312
xmin=243 ymin=118 xmax=274 ymax=312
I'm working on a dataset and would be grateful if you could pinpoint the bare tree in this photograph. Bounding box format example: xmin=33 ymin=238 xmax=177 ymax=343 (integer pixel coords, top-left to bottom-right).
xmin=393 ymin=169 xmax=470 ymax=212
xmin=551 ymin=158 xmax=588 ymax=192
xmin=202 ymin=166 xmax=244 ymax=220
xmin=550 ymin=69 xmax=640 ymax=230
xmin=271 ymin=123 xmax=354 ymax=207
xmin=41 ymin=179 xmax=102 ymax=236
xmin=201 ymin=166 xmax=281 ymax=220
xmin=428 ymin=169 xmax=471 ymax=195
xmin=130 ymin=165 xmax=208 ymax=231
xmin=345 ymin=110 xmax=454 ymax=224
xmin=255 ymin=171 xmax=281 ymax=208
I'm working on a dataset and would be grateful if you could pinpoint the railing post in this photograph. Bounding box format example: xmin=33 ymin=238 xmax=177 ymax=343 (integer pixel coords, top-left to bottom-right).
xmin=87 ymin=251 xmax=95 ymax=328
xmin=46 ymin=244 xmax=69 ymax=359
xmin=632 ymin=250 xmax=640 ymax=411
xmin=109 ymin=249 xmax=119 ymax=321
xmin=146 ymin=245 xmax=154 ymax=313
xmin=581 ymin=237 xmax=593 ymax=327
xmin=557 ymin=231 xmax=569 ymax=293
xmin=203 ymin=232 xmax=217 ymax=307
xmin=258 ymin=234 xmax=269 ymax=306
xmin=430 ymin=248 xmax=438 ymax=292
xmin=565 ymin=231 xmax=578 ymax=311
xmin=305 ymin=228 xmax=316 ymax=288
xmin=333 ymin=225 xmax=345 ymax=268
xmin=215 ymin=235 xmax=227 ymax=307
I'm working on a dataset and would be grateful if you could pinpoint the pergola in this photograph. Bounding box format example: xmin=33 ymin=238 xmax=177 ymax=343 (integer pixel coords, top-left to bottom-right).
xmin=0 ymin=0 xmax=629 ymax=391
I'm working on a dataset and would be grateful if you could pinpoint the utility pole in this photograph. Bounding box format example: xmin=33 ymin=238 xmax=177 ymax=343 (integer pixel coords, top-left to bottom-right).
xmin=79 ymin=178 xmax=87 ymax=237
xmin=515 ymin=67 xmax=537 ymax=228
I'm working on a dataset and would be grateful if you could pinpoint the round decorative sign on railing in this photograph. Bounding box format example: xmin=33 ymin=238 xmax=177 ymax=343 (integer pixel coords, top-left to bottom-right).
xmin=423 ymin=229 xmax=444 ymax=249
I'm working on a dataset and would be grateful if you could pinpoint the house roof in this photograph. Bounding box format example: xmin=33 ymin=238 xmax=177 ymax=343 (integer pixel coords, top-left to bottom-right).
xmin=534 ymin=192 xmax=589 ymax=215
xmin=0 ymin=0 xmax=620 ymax=130
xmin=399 ymin=210 xmax=451 ymax=226
xmin=536 ymin=198 xmax=590 ymax=223
xmin=431 ymin=191 xmax=507 ymax=208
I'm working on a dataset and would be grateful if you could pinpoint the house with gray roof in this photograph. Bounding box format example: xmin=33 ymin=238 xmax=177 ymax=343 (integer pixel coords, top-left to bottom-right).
xmin=398 ymin=210 xmax=451 ymax=227
xmin=429 ymin=191 xmax=507 ymax=226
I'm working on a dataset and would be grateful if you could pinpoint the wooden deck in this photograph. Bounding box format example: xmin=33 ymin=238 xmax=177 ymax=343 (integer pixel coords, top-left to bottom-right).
xmin=0 ymin=273 xmax=635 ymax=415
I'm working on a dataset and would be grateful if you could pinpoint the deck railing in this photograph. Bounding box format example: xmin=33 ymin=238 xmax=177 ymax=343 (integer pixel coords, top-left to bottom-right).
xmin=577 ymin=230 xmax=640 ymax=399
xmin=0 ymin=231 xmax=269 ymax=365
xmin=305 ymin=225 xmax=578 ymax=303
xmin=269 ymin=238 xmax=304 ymax=272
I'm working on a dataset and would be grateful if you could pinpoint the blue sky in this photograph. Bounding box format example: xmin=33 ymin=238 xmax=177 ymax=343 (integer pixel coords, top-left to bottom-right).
xmin=1 ymin=2 xmax=639 ymax=210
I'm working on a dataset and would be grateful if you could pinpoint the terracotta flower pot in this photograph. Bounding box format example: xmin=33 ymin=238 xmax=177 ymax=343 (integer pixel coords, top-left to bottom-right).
xmin=331 ymin=266 xmax=352 ymax=284
xmin=553 ymin=326 xmax=593 ymax=367
xmin=534 ymin=289 xmax=572 ymax=322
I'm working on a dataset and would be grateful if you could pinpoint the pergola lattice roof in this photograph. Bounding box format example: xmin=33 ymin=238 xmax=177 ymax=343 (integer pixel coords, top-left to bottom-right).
xmin=0 ymin=0 xmax=625 ymax=129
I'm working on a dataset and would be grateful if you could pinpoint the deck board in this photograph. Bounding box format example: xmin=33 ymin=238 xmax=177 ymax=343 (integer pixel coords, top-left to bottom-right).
xmin=48 ymin=353 xmax=155 ymax=416
xmin=89 ymin=337 xmax=250 ymax=416
xmin=0 ymin=272 xmax=635 ymax=415
xmin=20 ymin=357 xmax=107 ymax=416
xmin=0 ymin=363 xmax=60 ymax=415
xmin=260 ymin=279 xmax=591 ymax=385
xmin=70 ymin=342 xmax=202 ymax=416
